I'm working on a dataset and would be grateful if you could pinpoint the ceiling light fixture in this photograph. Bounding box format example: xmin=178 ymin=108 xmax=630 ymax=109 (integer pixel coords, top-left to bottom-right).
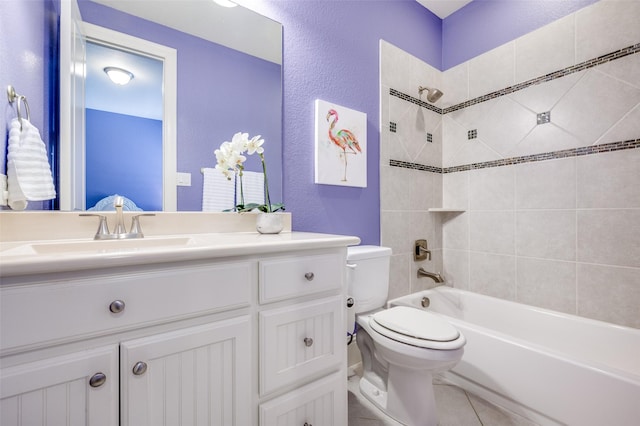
xmin=213 ymin=0 xmax=237 ymax=7
xmin=104 ymin=66 xmax=134 ymax=85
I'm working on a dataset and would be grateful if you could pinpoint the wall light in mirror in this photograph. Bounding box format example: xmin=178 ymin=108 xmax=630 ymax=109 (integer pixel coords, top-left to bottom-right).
xmin=213 ymin=0 xmax=237 ymax=7
xmin=104 ymin=67 xmax=134 ymax=85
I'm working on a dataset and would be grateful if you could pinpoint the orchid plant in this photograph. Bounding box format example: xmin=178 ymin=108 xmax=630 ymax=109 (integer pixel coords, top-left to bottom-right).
xmin=215 ymin=132 xmax=284 ymax=213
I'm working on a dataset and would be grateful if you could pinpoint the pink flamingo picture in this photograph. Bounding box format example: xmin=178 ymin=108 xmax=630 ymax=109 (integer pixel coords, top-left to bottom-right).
xmin=326 ymin=108 xmax=362 ymax=181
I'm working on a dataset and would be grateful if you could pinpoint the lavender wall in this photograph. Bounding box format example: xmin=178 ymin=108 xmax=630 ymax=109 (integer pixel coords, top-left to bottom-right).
xmin=79 ymin=0 xmax=282 ymax=211
xmin=442 ymin=0 xmax=599 ymax=70
xmin=1 ymin=0 xmax=57 ymax=210
xmin=242 ymin=0 xmax=442 ymax=244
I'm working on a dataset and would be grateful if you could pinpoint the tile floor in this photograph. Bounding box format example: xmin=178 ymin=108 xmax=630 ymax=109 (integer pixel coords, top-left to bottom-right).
xmin=347 ymin=374 xmax=539 ymax=426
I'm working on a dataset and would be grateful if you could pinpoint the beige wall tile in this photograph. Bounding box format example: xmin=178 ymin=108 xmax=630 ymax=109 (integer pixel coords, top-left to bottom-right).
xmin=577 ymin=148 xmax=640 ymax=208
xmin=516 ymin=158 xmax=576 ymax=209
xmin=577 ymin=263 xmax=640 ymax=328
xmin=576 ymin=0 xmax=640 ymax=62
xmin=469 ymin=211 xmax=515 ymax=255
xmin=469 ymin=252 xmax=517 ymax=300
xmin=515 ymin=13 xmax=575 ymax=83
xmin=469 ymin=166 xmax=515 ymax=211
xmin=577 ymin=209 xmax=640 ymax=268
xmin=516 ymin=210 xmax=577 ymax=261
xmin=516 ymin=258 xmax=577 ymax=314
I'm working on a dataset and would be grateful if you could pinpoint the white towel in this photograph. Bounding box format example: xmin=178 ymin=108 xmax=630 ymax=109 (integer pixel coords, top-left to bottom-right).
xmin=6 ymin=118 xmax=56 ymax=210
xmin=238 ymin=171 xmax=264 ymax=206
xmin=202 ymin=167 xmax=235 ymax=211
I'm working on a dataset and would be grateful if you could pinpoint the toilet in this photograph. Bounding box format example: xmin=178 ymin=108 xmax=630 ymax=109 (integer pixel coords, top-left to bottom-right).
xmin=347 ymin=245 xmax=466 ymax=426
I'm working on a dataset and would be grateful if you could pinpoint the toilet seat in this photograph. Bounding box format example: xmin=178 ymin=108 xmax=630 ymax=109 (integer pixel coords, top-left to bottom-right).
xmin=369 ymin=306 xmax=464 ymax=350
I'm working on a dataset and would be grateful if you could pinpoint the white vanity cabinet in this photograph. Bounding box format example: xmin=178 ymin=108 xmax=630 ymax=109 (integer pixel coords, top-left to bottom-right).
xmin=0 ymin=233 xmax=356 ymax=426
xmin=257 ymin=250 xmax=348 ymax=425
xmin=1 ymin=260 xmax=253 ymax=426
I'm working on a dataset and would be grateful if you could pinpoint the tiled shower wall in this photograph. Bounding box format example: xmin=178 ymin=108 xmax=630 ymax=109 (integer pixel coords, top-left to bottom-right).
xmin=380 ymin=0 xmax=640 ymax=328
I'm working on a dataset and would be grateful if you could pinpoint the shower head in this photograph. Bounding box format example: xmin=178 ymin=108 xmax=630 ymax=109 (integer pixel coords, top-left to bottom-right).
xmin=418 ymin=86 xmax=444 ymax=103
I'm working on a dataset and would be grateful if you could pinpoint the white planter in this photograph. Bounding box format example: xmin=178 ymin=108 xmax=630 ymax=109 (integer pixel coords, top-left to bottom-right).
xmin=256 ymin=213 xmax=284 ymax=234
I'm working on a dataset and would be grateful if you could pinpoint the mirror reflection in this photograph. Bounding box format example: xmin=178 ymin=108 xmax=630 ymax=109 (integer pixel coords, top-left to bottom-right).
xmin=69 ymin=0 xmax=283 ymax=211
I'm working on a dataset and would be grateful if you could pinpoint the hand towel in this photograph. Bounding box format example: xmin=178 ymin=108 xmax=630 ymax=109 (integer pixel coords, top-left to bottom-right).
xmin=238 ymin=171 xmax=264 ymax=206
xmin=6 ymin=118 xmax=56 ymax=210
xmin=202 ymin=167 xmax=235 ymax=211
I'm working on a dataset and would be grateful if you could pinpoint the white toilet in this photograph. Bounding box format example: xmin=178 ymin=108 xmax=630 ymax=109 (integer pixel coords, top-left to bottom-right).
xmin=347 ymin=245 xmax=466 ymax=426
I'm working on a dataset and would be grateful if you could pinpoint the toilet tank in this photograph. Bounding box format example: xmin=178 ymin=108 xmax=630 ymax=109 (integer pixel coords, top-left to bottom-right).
xmin=347 ymin=245 xmax=392 ymax=314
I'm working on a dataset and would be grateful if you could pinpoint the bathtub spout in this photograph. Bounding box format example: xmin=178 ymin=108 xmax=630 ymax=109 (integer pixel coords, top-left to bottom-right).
xmin=417 ymin=267 xmax=445 ymax=283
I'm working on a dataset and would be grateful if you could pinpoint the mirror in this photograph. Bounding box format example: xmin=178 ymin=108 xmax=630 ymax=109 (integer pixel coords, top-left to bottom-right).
xmin=63 ymin=0 xmax=283 ymax=211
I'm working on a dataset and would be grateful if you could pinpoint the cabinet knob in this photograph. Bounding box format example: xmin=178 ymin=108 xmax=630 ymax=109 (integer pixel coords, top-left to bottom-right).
xmin=109 ymin=300 xmax=125 ymax=314
xmin=89 ymin=372 xmax=107 ymax=388
xmin=304 ymin=272 xmax=314 ymax=281
xmin=303 ymin=337 xmax=314 ymax=347
xmin=304 ymin=423 xmax=312 ymax=426
xmin=132 ymin=361 xmax=148 ymax=376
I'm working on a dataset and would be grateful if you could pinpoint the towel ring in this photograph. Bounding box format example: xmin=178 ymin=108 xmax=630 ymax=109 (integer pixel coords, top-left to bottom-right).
xmin=7 ymin=85 xmax=31 ymax=130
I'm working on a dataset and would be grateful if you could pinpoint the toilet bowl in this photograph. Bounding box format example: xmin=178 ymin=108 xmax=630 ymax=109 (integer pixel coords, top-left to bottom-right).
xmin=347 ymin=246 xmax=466 ymax=426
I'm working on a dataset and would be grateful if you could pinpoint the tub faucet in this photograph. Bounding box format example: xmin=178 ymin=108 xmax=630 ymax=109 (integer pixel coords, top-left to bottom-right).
xmin=417 ymin=267 xmax=445 ymax=283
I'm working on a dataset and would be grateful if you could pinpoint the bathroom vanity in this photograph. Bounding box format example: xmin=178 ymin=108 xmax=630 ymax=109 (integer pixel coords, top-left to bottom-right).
xmin=0 ymin=212 xmax=359 ymax=425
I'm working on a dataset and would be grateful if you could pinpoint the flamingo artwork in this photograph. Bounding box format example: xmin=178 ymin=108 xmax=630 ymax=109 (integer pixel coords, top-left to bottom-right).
xmin=326 ymin=108 xmax=362 ymax=181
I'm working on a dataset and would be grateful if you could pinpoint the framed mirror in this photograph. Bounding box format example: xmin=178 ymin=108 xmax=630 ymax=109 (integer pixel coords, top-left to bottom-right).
xmin=60 ymin=0 xmax=283 ymax=211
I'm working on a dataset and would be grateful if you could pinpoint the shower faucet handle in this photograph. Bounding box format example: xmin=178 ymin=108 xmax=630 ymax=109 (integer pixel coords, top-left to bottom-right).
xmin=414 ymin=239 xmax=431 ymax=261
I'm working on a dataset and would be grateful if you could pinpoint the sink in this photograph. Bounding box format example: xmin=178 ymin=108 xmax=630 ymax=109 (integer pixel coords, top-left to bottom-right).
xmin=28 ymin=236 xmax=194 ymax=255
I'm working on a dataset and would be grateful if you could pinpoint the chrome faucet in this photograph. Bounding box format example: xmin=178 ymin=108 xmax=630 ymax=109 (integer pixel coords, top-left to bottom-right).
xmin=80 ymin=196 xmax=155 ymax=240
xmin=113 ymin=196 xmax=127 ymax=235
xmin=417 ymin=267 xmax=445 ymax=283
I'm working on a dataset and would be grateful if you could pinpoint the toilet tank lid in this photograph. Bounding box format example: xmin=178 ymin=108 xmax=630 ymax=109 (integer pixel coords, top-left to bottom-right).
xmin=347 ymin=245 xmax=392 ymax=260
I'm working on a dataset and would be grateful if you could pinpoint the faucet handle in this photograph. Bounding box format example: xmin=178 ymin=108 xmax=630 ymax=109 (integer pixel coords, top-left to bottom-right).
xmin=79 ymin=213 xmax=110 ymax=240
xmin=129 ymin=213 xmax=156 ymax=237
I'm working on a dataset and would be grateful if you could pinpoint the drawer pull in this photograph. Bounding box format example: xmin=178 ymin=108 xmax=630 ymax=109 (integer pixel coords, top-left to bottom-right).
xmin=109 ymin=300 xmax=125 ymax=314
xmin=303 ymin=337 xmax=314 ymax=347
xmin=304 ymin=272 xmax=315 ymax=281
xmin=132 ymin=361 xmax=148 ymax=376
xmin=89 ymin=372 xmax=106 ymax=388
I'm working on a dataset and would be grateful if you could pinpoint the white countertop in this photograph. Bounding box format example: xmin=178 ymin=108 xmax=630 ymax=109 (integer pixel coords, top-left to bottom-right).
xmin=0 ymin=231 xmax=361 ymax=278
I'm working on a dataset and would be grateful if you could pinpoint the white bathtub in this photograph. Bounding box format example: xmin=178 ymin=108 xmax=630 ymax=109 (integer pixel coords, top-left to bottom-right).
xmin=388 ymin=287 xmax=640 ymax=426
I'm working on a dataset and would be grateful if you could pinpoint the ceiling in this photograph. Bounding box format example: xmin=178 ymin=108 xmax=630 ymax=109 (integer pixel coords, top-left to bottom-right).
xmin=417 ymin=0 xmax=474 ymax=19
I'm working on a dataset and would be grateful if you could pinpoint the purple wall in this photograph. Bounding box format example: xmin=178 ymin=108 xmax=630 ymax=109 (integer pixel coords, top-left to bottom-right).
xmin=244 ymin=0 xmax=442 ymax=244
xmin=85 ymin=109 xmax=163 ymax=210
xmin=442 ymin=0 xmax=599 ymax=70
xmin=79 ymin=0 xmax=282 ymax=211
xmin=1 ymin=0 xmax=57 ymax=210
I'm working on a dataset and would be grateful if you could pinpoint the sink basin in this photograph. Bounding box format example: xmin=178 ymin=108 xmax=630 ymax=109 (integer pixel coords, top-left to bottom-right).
xmin=29 ymin=237 xmax=193 ymax=254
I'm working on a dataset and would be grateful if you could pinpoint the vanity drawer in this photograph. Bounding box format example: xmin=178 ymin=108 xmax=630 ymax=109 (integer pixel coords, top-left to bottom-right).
xmin=259 ymin=371 xmax=346 ymax=425
xmin=259 ymin=252 xmax=343 ymax=304
xmin=1 ymin=262 xmax=252 ymax=352
xmin=259 ymin=296 xmax=343 ymax=395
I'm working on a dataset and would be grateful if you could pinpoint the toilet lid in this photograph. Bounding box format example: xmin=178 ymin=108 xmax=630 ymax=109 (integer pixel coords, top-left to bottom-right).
xmin=370 ymin=306 xmax=461 ymax=349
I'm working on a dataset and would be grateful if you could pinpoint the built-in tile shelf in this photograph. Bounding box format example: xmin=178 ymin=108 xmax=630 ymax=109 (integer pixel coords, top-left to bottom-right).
xmin=428 ymin=208 xmax=465 ymax=213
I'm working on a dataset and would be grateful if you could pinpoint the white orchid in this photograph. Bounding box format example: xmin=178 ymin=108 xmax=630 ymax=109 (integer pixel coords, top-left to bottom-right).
xmin=214 ymin=132 xmax=284 ymax=213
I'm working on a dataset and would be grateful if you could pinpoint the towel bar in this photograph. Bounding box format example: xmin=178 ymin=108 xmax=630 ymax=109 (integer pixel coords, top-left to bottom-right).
xmin=7 ymin=85 xmax=31 ymax=130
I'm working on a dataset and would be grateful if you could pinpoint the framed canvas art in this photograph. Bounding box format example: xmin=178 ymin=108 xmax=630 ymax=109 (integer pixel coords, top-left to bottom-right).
xmin=314 ymin=99 xmax=367 ymax=187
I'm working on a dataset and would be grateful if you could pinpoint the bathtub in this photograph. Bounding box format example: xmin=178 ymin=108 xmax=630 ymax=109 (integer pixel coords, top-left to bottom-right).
xmin=388 ymin=287 xmax=640 ymax=426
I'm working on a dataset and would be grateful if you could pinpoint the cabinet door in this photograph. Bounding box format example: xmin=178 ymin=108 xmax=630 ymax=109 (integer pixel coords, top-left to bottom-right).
xmin=259 ymin=372 xmax=347 ymax=426
xmin=0 ymin=345 xmax=118 ymax=426
xmin=260 ymin=296 xmax=343 ymax=394
xmin=120 ymin=316 xmax=252 ymax=426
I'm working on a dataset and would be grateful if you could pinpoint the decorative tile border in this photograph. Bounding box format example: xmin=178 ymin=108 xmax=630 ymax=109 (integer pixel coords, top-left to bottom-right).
xmin=389 ymin=88 xmax=442 ymax=114
xmin=390 ymin=139 xmax=640 ymax=174
xmin=389 ymin=159 xmax=443 ymax=174
xmin=389 ymin=43 xmax=640 ymax=115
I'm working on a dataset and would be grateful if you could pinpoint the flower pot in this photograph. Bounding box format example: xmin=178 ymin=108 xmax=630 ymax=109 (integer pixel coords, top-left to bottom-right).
xmin=256 ymin=213 xmax=284 ymax=234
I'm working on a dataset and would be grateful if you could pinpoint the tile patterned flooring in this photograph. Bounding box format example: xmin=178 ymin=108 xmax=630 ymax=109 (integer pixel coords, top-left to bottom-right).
xmin=347 ymin=374 xmax=539 ymax=426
